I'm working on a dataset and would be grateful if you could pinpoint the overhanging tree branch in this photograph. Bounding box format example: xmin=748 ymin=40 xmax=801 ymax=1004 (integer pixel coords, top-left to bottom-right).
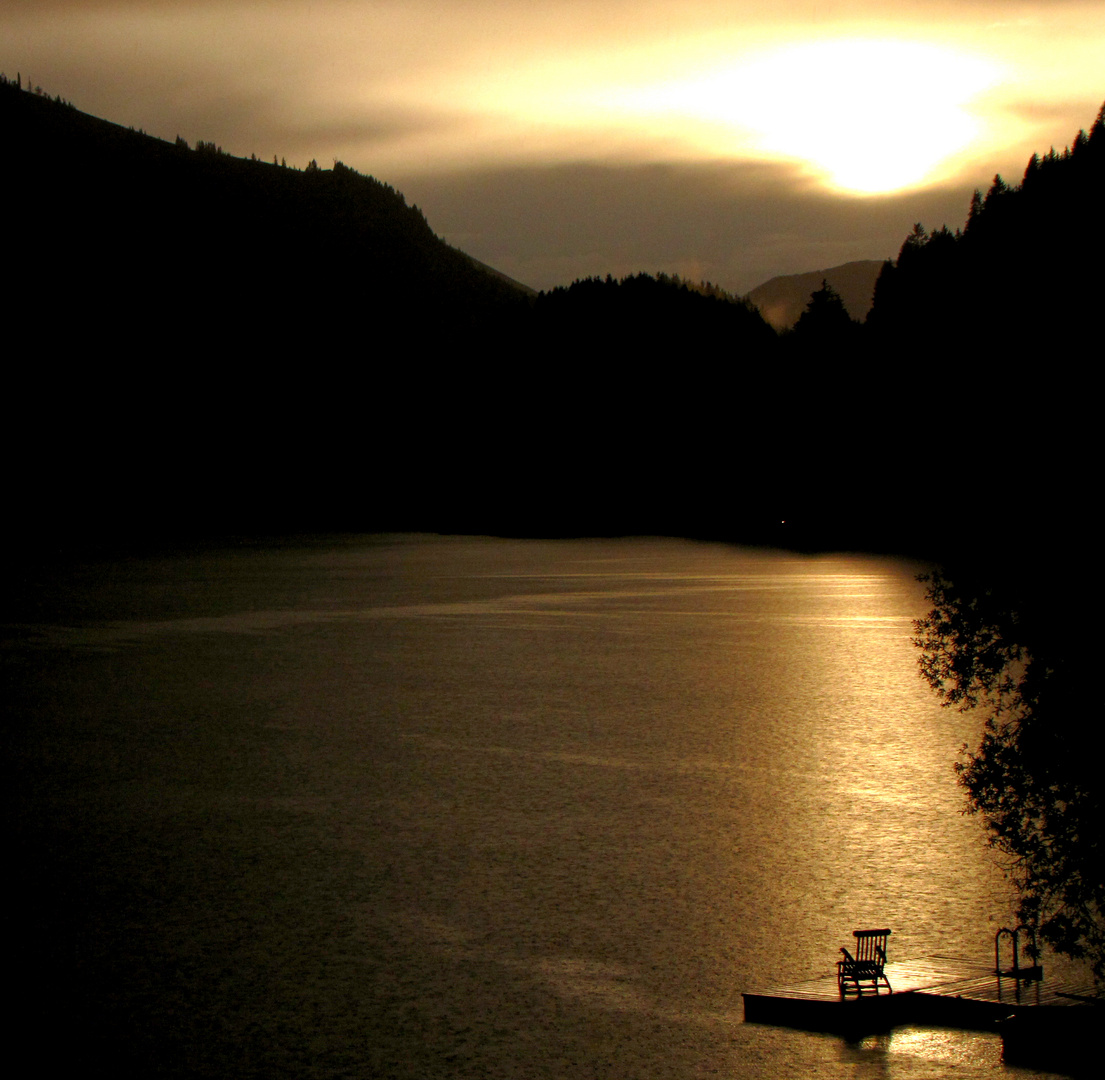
xmin=914 ymin=567 xmax=1104 ymax=980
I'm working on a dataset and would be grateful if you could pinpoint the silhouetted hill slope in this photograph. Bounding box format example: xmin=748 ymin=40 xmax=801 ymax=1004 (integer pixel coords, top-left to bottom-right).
xmin=2 ymin=78 xmax=531 ymax=347
xmin=535 ymin=273 xmax=776 ymax=356
xmin=867 ymin=103 xmax=1104 ymax=355
xmin=8 ymin=77 xmax=1095 ymax=559
xmin=1 ymin=78 xmax=801 ymax=552
xmin=466 ymin=253 xmax=538 ymax=297
xmin=858 ymin=102 xmax=1104 ymax=565
xmin=746 ymin=260 xmax=883 ymax=330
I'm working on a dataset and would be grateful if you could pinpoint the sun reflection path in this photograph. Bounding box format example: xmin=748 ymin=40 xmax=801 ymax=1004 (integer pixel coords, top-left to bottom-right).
xmin=855 ymin=1026 xmax=1006 ymax=1073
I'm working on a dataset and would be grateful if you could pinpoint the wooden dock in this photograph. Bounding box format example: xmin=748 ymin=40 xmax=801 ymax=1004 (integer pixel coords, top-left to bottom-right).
xmin=743 ymin=954 xmax=1102 ymax=1034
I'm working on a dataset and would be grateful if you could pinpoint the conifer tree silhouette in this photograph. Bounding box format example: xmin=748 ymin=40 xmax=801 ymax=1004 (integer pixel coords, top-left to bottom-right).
xmin=792 ymin=280 xmax=856 ymax=342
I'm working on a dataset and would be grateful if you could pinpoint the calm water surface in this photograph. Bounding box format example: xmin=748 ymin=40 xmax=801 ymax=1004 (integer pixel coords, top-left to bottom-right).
xmin=7 ymin=536 xmax=1071 ymax=1078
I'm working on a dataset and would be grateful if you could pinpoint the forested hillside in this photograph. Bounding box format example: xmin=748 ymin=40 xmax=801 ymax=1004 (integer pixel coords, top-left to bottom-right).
xmin=1 ymin=79 xmax=797 ymax=550
xmin=861 ymin=103 xmax=1102 ymax=563
xmin=4 ymin=77 xmax=1100 ymax=557
xmin=868 ymin=103 xmax=1103 ymax=355
xmin=2 ymin=76 xmax=531 ymax=346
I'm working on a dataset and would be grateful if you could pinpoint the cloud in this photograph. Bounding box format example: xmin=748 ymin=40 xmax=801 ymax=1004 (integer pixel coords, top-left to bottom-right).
xmin=394 ymin=159 xmax=981 ymax=294
xmin=4 ymin=0 xmax=1100 ymax=293
xmin=998 ymin=95 xmax=1104 ymax=139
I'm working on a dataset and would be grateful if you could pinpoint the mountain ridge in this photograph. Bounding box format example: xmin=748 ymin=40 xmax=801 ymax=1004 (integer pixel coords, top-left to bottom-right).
xmin=744 ymin=260 xmax=884 ymax=329
xmin=4 ymin=75 xmax=1101 ymax=561
xmin=2 ymin=76 xmax=534 ymax=348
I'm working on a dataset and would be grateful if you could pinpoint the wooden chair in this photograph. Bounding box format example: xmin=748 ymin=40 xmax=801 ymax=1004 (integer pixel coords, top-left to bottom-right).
xmin=837 ymin=929 xmax=892 ymax=997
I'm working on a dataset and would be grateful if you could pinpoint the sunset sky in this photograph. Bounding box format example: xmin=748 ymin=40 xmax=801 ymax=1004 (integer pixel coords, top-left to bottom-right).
xmin=5 ymin=0 xmax=1103 ymax=292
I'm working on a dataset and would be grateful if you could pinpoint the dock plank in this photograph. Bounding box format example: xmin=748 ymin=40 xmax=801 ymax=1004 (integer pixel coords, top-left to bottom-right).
xmin=742 ymin=954 xmax=1101 ymax=1031
xmin=748 ymin=955 xmax=991 ymax=1002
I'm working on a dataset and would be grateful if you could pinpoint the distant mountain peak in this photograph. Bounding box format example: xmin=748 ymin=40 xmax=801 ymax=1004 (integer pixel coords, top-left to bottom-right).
xmin=744 ymin=259 xmax=886 ymax=329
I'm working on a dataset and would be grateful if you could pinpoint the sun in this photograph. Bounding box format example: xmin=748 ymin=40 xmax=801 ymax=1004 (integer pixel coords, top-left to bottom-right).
xmin=625 ymin=38 xmax=1001 ymax=194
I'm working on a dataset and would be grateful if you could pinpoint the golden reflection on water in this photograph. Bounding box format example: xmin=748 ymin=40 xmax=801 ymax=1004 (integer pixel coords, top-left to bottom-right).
xmin=12 ymin=537 xmax=1057 ymax=1080
xmin=839 ymin=1026 xmax=1060 ymax=1080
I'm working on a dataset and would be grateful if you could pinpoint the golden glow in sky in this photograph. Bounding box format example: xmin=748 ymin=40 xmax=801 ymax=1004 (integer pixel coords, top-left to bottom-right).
xmin=3 ymin=1 xmax=1103 ymax=289
xmin=618 ymin=39 xmax=1002 ymax=194
xmin=5 ymin=1 xmax=1101 ymax=193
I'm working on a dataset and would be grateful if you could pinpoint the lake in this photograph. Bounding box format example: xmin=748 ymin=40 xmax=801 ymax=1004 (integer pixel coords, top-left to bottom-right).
xmin=6 ymin=535 xmax=1069 ymax=1078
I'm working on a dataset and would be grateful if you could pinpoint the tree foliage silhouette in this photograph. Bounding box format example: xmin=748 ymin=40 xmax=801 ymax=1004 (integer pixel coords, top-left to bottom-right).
xmin=791 ymin=279 xmax=858 ymax=343
xmin=914 ymin=567 xmax=1104 ymax=979
xmin=867 ymin=101 xmax=1103 ymax=356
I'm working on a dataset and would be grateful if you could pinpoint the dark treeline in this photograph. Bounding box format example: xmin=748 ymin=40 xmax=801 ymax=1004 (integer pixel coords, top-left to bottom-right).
xmin=3 ymin=77 xmax=1101 ymax=560
xmin=2 ymin=75 xmax=529 ymax=344
xmin=878 ymin=108 xmax=1103 ymax=981
xmin=861 ymin=104 xmax=1102 ymax=568
xmin=535 ymin=272 xmax=776 ymax=354
xmin=868 ymin=105 xmax=1104 ymax=356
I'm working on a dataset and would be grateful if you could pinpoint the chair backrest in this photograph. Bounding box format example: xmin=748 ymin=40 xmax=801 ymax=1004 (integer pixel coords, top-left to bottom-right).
xmin=852 ymin=928 xmax=891 ymax=964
